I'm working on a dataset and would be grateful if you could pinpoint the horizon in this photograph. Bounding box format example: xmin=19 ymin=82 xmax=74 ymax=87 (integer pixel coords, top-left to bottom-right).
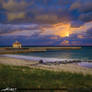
xmin=0 ymin=45 xmax=92 ymax=47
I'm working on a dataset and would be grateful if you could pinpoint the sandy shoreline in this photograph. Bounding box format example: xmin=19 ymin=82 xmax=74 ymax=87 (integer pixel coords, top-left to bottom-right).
xmin=0 ymin=56 xmax=92 ymax=75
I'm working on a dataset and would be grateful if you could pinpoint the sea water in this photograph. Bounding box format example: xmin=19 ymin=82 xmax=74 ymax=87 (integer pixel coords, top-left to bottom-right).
xmin=3 ymin=47 xmax=92 ymax=68
xmin=20 ymin=47 xmax=92 ymax=68
xmin=20 ymin=47 xmax=92 ymax=60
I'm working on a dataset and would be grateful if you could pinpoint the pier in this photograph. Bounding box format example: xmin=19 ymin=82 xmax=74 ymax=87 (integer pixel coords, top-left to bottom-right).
xmin=0 ymin=47 xmax=81 ymax=54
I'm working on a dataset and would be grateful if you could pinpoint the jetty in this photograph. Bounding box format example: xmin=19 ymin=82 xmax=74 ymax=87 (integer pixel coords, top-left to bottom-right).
xmin=0 ymin=40 xmax=81 ymax=54
xmin=0 ymin=47 xmax=81 ymax=54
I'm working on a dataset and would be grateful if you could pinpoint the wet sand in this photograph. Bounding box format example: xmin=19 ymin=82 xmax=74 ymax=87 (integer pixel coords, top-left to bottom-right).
xmin=0 ymin=56 xmax=92 ymax=75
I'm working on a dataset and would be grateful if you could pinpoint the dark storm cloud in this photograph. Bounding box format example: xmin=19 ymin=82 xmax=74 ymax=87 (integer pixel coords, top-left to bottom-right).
xmin=70 ymin=0 xmax=92 ymax=22
xmin=0 ymin=23 xmax=40 ymax=35
xmin=0 ymin=0 xmax=92 ymax=46
xmin=0 ymin=0 xmax=74 ymax=23
xmin=71 ymin=20 xmax=84 ymax=27
xmin=86 ymin=28 xmax=92 ymax=38
xmin=70 ymin=0 xmax=92 ymax=12
xmin=0 ymin=0 xmax=92 ymax=24
xmin=79 ymin=12 xmax=92 ymax=22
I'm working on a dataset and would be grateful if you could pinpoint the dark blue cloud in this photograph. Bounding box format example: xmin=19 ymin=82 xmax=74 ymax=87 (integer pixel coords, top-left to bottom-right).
xmin=0 ymin=0 xmax=91 ymax=24
xmin=0 ymin=0 xmax=92 ymax=46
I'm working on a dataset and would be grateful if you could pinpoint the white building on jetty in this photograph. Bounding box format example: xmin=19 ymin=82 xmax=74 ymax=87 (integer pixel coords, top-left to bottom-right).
xmin=12 ymin=41 xmax=22 ymax=48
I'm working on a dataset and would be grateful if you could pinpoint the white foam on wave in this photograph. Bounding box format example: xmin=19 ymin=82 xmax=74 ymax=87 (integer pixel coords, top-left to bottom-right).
xmin=2 ymin=54 xmax=77 ymax=62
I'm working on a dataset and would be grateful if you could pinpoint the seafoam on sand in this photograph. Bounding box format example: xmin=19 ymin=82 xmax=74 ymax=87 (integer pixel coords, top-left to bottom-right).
xmin=2 ymin=54 xmax=82 ymax=63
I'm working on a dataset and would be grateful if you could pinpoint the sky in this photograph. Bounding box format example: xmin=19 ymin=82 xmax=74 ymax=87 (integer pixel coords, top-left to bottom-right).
xmin=0 ymin=0 xmax=92 ymax=46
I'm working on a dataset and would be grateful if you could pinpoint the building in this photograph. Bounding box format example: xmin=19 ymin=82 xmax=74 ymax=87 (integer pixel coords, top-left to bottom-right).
xmin=12 ymin=41 xmax=22 ymax=48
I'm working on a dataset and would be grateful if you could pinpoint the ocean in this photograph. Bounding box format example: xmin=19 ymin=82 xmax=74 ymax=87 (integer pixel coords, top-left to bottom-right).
xmin=19 ymin=47 xmax=92 ymax=61
xmin=3 ymin=47 xmax=92 ymax=68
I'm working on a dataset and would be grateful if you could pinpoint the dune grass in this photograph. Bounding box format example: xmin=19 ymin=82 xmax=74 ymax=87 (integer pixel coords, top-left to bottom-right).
xmin=0 ymin=64 xmax=92 ymax=92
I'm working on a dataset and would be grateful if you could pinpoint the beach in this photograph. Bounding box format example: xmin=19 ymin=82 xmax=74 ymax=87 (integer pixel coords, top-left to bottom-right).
xmin=0 ymin=56 xmax=92 ymax=75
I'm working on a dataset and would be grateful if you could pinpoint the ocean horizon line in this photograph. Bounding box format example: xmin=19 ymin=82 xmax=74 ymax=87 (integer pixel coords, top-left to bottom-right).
xmin=0 ymin=45 xmax=92 ymax=47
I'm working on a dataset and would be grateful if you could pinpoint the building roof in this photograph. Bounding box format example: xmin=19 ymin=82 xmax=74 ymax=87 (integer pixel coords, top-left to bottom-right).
xmin=13 ymin=41 xmax=21 ymax=45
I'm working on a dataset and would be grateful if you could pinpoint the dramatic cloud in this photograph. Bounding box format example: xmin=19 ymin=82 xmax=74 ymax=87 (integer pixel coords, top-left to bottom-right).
xmin=61 ymin=40 xmax=70 ymax=45
xmin=79 ymin=12 xmax=92 ymax=22
xmin=70 ymin=0 xmax=92 ymax=13
xmin=7 ymin=12 xmax=25 ymax=21
xmin=0 ymin=0 xmax=92 ymax=46
xmin=86 ymin=28 xmax=92 ymax=38
xmin=0 ymin=23 xmax=41 ymax=36
xmin=2 ymin=0 xmax=28 ymax=12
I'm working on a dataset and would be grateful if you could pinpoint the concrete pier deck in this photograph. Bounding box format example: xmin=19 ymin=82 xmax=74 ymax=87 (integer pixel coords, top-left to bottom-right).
xmin=0 ymin=47 xmax=81 ymax=54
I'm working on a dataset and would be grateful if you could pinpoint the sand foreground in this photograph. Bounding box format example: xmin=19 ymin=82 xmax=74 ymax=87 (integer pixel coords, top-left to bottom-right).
xmin=0 ymin=56 xmax=92 ymax=75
